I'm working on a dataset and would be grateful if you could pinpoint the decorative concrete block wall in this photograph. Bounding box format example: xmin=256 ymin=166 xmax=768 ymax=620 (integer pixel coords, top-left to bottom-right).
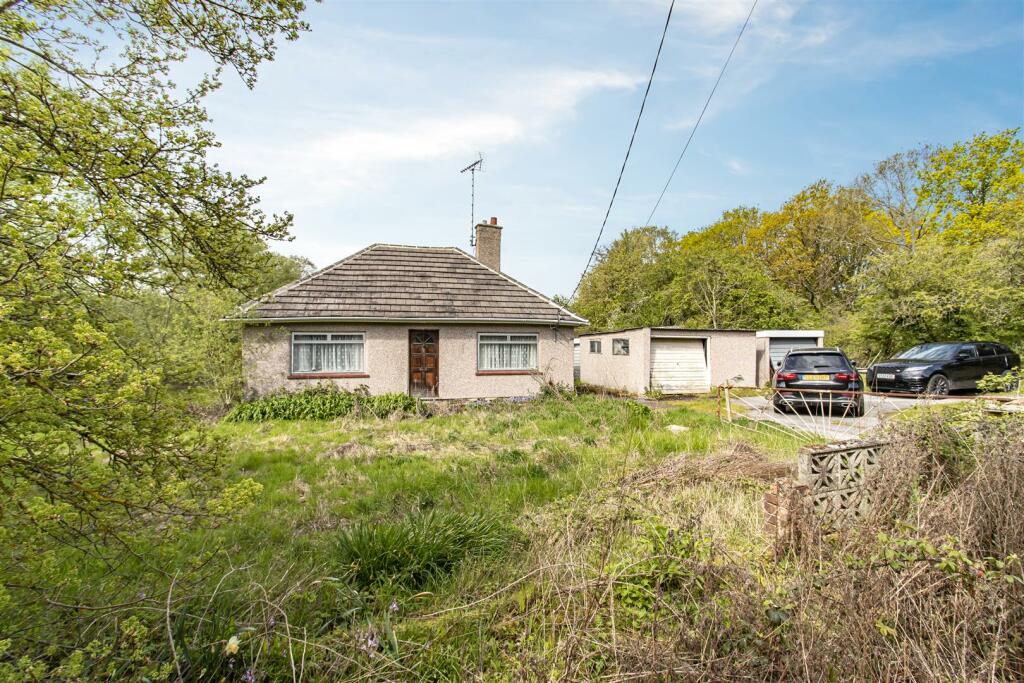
xmin=797 ymin=441 xmax=886 ymax=520
xmin=765 ymin=441 xmax=888 ymax=555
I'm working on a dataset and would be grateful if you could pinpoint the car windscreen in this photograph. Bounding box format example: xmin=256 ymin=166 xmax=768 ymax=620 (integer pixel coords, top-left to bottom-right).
xmin=783 ymin=353 xmax=848 ymax=371
xmin=895 ymin=343 xmax=959 ymax=361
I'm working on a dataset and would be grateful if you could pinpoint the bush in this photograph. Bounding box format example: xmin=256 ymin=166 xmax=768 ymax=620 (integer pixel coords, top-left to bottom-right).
xmin=495 ymin=411 xmax=1024 ymax=680
xmin=225 ymin=387 xmax=419 ymax=422
xmin=334 ymin=511 xmax=515 ymax=590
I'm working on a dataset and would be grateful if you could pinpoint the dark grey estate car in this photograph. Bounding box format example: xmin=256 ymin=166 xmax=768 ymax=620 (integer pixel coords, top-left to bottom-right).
xmin=772 ymin=347 xmax=865 ymax=417
xmin=868 ymin=342 xmax=1020 ymax=395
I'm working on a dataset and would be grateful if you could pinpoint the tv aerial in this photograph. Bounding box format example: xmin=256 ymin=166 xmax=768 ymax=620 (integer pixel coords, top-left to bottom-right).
xmin=460 ymin=154 xmax=484 ymax=246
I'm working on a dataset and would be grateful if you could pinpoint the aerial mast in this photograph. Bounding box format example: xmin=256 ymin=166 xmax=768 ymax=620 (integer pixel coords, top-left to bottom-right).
xmin=460 ymin=154 xmax=484 ymax=246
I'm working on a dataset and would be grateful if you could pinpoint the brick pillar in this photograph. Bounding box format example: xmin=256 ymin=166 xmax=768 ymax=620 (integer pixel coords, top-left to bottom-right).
xmin=764 ymin=479 xmax=809 ymax=557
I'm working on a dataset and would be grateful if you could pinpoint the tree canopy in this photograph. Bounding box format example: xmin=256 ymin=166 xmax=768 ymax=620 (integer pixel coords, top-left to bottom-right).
xmin=0 ymin=0 xmax=309 ymax=644
xmin=572 ymin=128 xmax=1024 ymax=359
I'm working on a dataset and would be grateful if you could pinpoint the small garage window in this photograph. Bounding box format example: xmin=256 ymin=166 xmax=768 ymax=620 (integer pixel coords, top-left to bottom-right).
xmin=612 ymin=338 xmax=630 ymax=355
xmin=589 ymin=340 xmax=602 ymax=353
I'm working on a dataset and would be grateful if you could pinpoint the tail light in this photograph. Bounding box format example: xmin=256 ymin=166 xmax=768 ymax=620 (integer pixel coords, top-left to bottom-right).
xmin=775 ymin=371 xmax=798 ymax=382
xmin=835 ymin=371 xmax=859 ymax=381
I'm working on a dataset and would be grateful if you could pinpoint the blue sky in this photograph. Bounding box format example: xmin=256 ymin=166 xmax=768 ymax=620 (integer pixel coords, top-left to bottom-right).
xmin=202 ymin=0 xmax=1023 ymax=298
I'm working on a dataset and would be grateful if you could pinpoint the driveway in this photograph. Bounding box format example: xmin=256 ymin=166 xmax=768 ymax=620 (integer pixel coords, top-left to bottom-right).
xmin=734 ymin=393 xmax=973 ymax=441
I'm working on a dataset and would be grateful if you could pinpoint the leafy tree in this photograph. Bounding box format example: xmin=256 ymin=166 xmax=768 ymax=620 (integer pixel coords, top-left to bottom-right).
xmin=666 ymin=211 xmax=812 ymax=329
xmin=0 ymin=0 xmax=308 ymax=641
xmin=692 ymin=206 xmax=761 ymax=249
xmin=857 ymin=145 xmax=933 ymax=249
xmin=853 ymin=239 xmax=1016 ymax=356
xmin=572 ymin=226 xmax=676 ymax=330
xmin=749 ymin=181 xmax=889 ymax=311
xmin=919 ymin=128 xmax=1023 ymax=243
xmin=110 ymin=253 xmax=313 ymax=411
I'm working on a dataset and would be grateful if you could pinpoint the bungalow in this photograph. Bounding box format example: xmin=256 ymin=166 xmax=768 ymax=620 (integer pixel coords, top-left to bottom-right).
xmin=230 ymin=218 xmax=587 ymax=399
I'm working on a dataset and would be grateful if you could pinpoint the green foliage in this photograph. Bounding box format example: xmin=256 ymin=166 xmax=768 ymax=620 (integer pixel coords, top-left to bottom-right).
xmin=610 ymin=524 xmax=714 ymax=626
xmin=225 ymin=386 xmax=420 ymax=422
xmin=573 ymin=226 xmax=676 ymax=329
xmin=853 ymin=235 xmax=1024 ymax=357
xmin=571 ymin=129 xmax=1024 ymax=359
xmin=105 ymin=253 xmax=312 ymax=411
xmin=0 ymin=0 xmax=308 ymax=648
xmin=669 ymin=219 xmax=813 ymax=329
xmin=978 ymin=368 xmax=1022 ymax=394
xmin=750 ymin=180 xmax=888 ymax=311
xmin=919 ymin=129 xmax=1024 ymax=243
xmin=334 ymin=511 xmax=515 ymax=590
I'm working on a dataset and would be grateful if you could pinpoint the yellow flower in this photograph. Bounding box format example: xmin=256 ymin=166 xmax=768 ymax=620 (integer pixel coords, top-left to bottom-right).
xmin=225 ymin=635 xmax=240 ymax=656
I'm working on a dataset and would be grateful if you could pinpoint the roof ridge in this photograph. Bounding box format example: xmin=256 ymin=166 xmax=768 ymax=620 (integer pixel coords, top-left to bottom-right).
xmin=368 ymin=243 xmax=460 ymax=251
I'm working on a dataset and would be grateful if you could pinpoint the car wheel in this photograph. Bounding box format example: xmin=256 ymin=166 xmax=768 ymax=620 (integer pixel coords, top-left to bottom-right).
xmin=847 ymin=399 xmax=864 ymax=418
xmin=925 ymin=374 xmax=950 ymax=396
xmin=773 ymin=403 xmax=787 ymax=414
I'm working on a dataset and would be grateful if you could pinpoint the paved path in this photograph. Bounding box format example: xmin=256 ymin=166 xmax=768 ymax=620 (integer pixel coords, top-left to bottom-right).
xmin=735 ymin=393 xmax=973 ymax=441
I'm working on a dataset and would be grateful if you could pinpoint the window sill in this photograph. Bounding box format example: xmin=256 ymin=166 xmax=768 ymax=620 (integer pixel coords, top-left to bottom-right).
xmin=288 ymin=373 xmax=369 ymax=379
xmin=476 ymin=370 xmax=539 ymax=376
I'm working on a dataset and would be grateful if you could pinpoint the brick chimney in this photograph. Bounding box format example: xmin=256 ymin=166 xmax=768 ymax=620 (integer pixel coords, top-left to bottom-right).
xmin=474 ymin=216 xmax=502 ymax=271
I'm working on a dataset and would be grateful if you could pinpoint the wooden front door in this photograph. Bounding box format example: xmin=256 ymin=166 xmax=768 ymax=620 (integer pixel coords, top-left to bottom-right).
xmin=409 ymin=330 xmax=439 ymax=397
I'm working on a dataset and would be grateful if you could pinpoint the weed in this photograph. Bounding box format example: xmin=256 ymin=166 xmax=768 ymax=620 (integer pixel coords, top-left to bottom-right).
xmin=225 ymin=386 xmax=418 ymax=422
xmin=334 ymin=510 xmax=516 ymax=591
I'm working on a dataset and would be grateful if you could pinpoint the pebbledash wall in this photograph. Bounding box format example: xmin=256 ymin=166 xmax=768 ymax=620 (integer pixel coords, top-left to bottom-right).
xmin=242 ymin=322 xmax=574 ymax=399
xmin=578 ymin=327 xmax=758 ymax=394
xmin=578 ymin=327 xmax=651 ymax=394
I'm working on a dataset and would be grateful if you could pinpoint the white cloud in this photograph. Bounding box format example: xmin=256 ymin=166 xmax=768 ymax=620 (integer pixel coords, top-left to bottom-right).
xmin=672 ymin=0 xmax=763 ymax=34
xmin=725 ymin=158 xmax=751 ymax=175
xmin=316 ymin=114 xmax=526 ymax=165
xmin=216 ymin=67 xmax=640 ymax=209
xmin=611 ymin=0 xmax=806 ymax=35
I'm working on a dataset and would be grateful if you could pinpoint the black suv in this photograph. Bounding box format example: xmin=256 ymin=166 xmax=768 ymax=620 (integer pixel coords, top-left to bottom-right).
xmin=868 ymin=342 xmax=1020 ymax=395
xmin=772 ymin=347 xmax=865 ymax=417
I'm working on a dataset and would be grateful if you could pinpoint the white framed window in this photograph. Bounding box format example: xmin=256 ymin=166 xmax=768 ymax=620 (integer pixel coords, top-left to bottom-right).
xmin=589 ymin=340 xmax=602 ymax=353
xmin=291 ymin=332 xmax=365 ymax=374
xmin=612 ymin=338 xmax=630 ymax=356
xmin=478 ymin=333 xmax=538 ymax=371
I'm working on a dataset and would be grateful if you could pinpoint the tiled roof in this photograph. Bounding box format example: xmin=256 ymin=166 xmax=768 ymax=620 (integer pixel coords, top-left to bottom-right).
xmin=232 ymin=244 xmax=587 ymax=326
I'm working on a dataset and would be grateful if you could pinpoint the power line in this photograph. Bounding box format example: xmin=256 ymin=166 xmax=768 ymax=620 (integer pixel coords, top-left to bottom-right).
xmin=568 ymin=0 xmax=675 ymax=302
xmin=644 ymin=0 xmax=758 ymax=227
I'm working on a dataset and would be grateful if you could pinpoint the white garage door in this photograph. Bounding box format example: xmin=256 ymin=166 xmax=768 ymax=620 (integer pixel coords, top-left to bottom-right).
xmin=650 ymin=338 xmax=709 ymax=393
xmin=573 ymin=341 xmax=581 ymax=381
xmin=768 ymin=338 xmax=819 ymax=370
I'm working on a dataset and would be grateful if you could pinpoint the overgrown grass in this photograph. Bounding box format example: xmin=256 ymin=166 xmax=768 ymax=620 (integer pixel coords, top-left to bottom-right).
xmin=12 ymin=390 xmax=1019 ymax=681
xmin=1 ymin=392 xmax=824 ymax=680
xmin=224 ymin=386 xmax=419 ymax=421
xmin=335 ymin=511 xmax=516 ymax=591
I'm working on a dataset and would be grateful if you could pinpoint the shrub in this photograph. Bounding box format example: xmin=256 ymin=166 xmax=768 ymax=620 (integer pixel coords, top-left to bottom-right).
xmin=225 ymin=387 xmax=418 ymax=422
xmin=495 ymin=410 xmax=1024 ymax=680
xmin=978 ymin=368 xmax=1022 ymax=394
xmin=334 ymin=511 xmax=515 ymax=590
